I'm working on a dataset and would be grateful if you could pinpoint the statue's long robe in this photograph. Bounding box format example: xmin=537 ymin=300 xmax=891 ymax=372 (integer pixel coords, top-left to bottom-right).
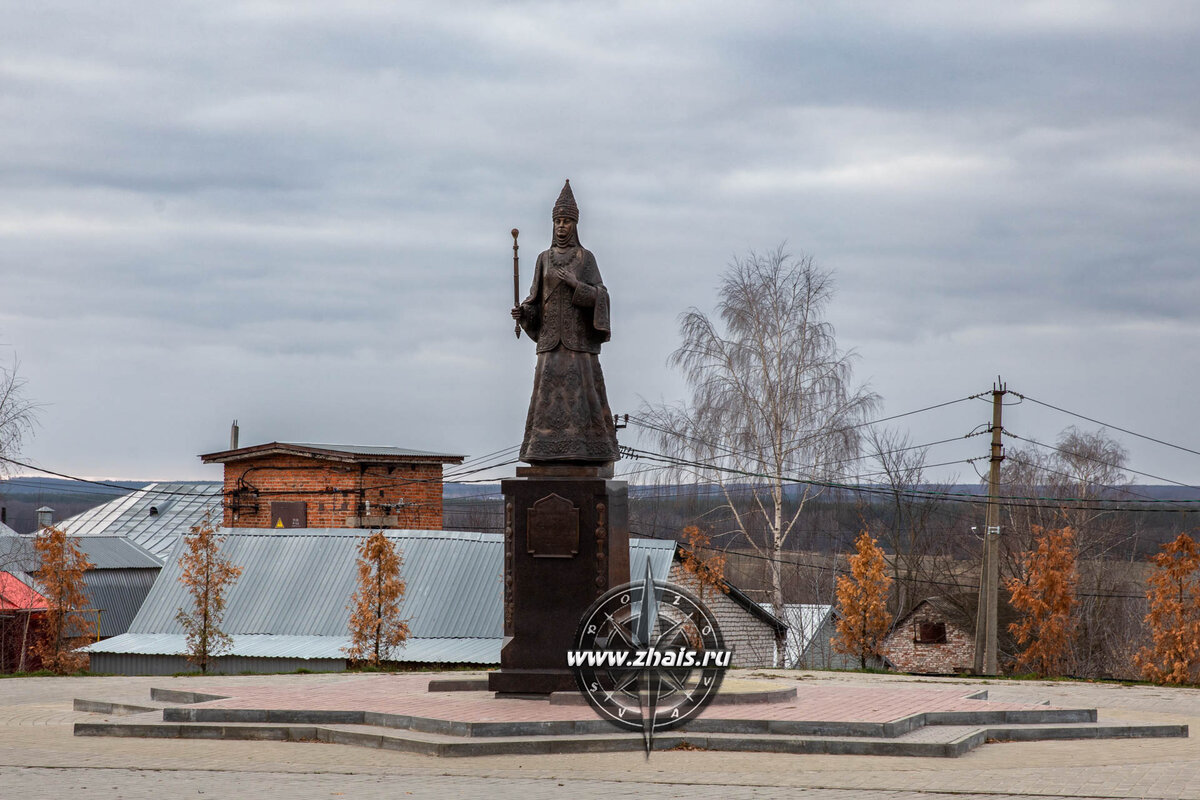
xmin=517 ymin=246 xmax=619 ymax=463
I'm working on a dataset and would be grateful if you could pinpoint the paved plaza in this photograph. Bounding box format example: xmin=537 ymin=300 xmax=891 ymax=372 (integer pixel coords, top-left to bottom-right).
xmin=2 ymin=670 xmax=1199 ymax=799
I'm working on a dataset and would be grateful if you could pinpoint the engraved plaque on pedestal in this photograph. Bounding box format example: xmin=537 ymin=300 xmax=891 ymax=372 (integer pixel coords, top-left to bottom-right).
xmin=490 ymin=474 xmax=630 ymax=695
xmin=526 ymin=493 xmax=579 ymax=558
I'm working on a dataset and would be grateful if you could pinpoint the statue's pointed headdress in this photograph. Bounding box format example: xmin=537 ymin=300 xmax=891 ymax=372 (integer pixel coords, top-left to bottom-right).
xmin=552 ymin=179 xmax=579 ymax=221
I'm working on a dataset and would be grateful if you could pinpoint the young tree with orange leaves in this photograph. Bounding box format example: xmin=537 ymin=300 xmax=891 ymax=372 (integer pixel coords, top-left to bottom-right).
xmin=834 ymin=531 xmax=892 ymax=669
xmin=679 ymin=526 xmax=728 ymax=602
xmin=1134 ymin=532 xmax=1200 ymax=685
xmin=1006 ymin=526 xmax=1077 ymax=677
xmin=345 ymin=530 xmax=409 ymax=666
xmin=32 ymin=526 xmax=93 ymax=674
xmin=175 ymin=514 xmax=242 ymax=674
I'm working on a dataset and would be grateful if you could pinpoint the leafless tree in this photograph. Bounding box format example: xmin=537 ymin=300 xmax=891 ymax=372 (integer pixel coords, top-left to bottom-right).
xmin=995 ymin=426 xmax=1139 ymax=676
xmin=0 ymin=357 xmax=39 ymax=476
xmin=864 ymin=427 xmax=973 ymax=618
xmin=638 ymin=246 xmax=879 ymax=664
xmin=999 ymin=426 xmax=1131 ymax=563
xmin=0 ymin=358 xmax=39 ymax=670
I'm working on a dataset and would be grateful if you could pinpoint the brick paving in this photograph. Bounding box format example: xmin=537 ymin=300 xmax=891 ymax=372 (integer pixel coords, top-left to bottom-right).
xmin=179 ymin=672 xmax=1058 ymax=724
xmin=3 ymin=670 xmax=1199 ymax=799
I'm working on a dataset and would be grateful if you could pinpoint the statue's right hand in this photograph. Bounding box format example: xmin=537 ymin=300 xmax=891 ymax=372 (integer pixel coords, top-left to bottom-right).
xmin=511 ymin=306 xmax=523 ymax=321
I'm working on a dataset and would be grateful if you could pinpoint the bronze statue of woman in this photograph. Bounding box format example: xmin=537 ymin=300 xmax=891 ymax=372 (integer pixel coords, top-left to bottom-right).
xmin=510 ymin=180 xmax=620 ymax=465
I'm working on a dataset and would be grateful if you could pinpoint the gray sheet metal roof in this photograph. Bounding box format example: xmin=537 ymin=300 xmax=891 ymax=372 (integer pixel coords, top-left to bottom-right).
xmin=759 ymin=603 xmax=834 ymax=666
xmin=99 ymin=530 xmax=673 ymax=663
xmin=200 ymin=442 xmax=465 ymax=464
xmin=57 ymin=482 xmax=222 ymax=562
xmin=129 ymin=529 xmax=673 ymax=637
xmin=0 ymin=532 xmax=158 ymax=571
xmin=85 ymin=633 xmax=501 ymax=663
xmin=86 ymin=568 xmax=161 ymax=636
xmin=0 ymin=530 xmax=160 ymax=636
xmin=284 ymin=443 xmax=466 ymax=459
xmin=78 ymin=537 xmax=160 ymax=569
xmin=0 ymin=532 xmax=38 ymax=575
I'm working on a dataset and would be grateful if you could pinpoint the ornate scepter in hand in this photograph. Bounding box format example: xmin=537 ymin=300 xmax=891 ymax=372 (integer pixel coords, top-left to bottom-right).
xmin=512 ymin=228 xmax=521 ymax=339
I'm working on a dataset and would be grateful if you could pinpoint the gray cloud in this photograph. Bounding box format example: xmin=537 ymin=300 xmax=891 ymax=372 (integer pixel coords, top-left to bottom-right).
xmin=2 ymin=1 xmax=1199 ymax=484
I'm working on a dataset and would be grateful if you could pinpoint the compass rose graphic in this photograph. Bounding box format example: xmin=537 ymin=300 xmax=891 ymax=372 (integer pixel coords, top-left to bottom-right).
xmin=570 ymin=560 xmax=729 ymax=754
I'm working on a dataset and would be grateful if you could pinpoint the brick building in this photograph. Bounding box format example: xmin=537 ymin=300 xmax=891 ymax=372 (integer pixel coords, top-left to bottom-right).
xmin=883 ymin=593 xmax=1017 ymax=675
xmin=200 ymin=442 xmax=464 ymax=530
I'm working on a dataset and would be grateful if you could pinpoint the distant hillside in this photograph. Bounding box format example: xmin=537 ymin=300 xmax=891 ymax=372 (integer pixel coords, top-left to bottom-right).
xmin=443 ymin=482 xmax=502 ymax=499
xmin=0 ymin=476 xmax=147 ymax=533
xmin=442 ymin=481 xmax=1200 ymax=501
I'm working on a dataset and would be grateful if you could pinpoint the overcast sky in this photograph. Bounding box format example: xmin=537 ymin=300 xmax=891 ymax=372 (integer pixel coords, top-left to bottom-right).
xmin=3 ymin=1 xmax=1199 ymax=488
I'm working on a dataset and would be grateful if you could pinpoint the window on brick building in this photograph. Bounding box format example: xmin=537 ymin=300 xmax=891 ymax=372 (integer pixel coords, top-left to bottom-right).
xmin=914 ymin=620 xmax=947 ymax=644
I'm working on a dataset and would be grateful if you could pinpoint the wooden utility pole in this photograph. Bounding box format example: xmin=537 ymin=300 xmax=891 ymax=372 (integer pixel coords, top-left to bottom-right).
xmin=973 ymin=379 xmax=1006 ymax=675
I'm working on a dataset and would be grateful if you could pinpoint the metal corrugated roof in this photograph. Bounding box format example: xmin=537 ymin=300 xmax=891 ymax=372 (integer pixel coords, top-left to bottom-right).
xmin=129 ymin=530 xmax=673 ymax=637
xmin=284 ymin=443 xmax=466 ymax=459
xmin=0 ymin=533 xmax=38 ymax=576
xmin=0 ymin=532 xmax=158 ymax=570
xmin=0 ymin=572 xmax=45 ymax=610
xmin=57 ymin=482 xmax=222 ymax=561
xmin=84 ymin=633 xmax=502 ymax=663
xmin=200 ymin=442 xmax=465 ymax=463
xmin=106 ymin=530 xmax=674 ymax=662
xmin=77 ymin=537 xmax=160 ymax=569
xmin=86 ymin=568 xmax=161 ymax=636
xmin=759 ymin=603 xmax=835 ymax=666
xmin=0 ymin=530 xmax=160 ymax=635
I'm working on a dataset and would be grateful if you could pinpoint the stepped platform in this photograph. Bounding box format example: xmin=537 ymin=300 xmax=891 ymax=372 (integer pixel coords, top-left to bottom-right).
xmin=73 ymin=672 xmax=1187 ymax=758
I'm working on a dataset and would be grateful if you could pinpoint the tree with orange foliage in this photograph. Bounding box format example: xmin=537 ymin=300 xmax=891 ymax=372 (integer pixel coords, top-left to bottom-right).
xmin=32 ymin=526 xmax=93 ymax=673
xmin=345 ymin=530 xmax=409 ymax=666
xmin=1006 ymin=526 xmax=1077 ymax=677
xmin=1134 ymin=532 xmax=1200 ymax=685
xmin=175 ymin=514 xmax=242 ymax=673
xmin=679 ymin=526 xmax=728 ymax=602
xmin=834 ymin=531 xmax=892 ymax=669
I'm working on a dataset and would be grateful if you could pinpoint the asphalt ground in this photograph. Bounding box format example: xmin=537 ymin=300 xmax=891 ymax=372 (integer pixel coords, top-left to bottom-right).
xmin=2 ymin=669 xmax=1198 ymax=799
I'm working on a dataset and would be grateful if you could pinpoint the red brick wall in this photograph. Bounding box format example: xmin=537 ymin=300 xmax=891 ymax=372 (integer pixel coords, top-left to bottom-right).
xmin=221 ymin=455 xmax=444 ymax=530
xmin=883 ymin=617 xmax=975 ymax=674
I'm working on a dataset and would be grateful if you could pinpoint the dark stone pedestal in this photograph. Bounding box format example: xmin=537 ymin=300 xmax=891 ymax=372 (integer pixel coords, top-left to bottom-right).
xmin=488 ymin=466 xmax=629 ymax=695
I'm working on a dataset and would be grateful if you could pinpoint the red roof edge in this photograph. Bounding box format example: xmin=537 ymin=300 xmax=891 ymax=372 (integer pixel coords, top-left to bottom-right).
xmin=0 ymin=572 xmax=48 ymax=611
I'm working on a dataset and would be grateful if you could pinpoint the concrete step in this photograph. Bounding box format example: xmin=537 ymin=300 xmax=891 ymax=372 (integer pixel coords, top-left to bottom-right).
xmin=73 ymin=715 xmax=1187 ymax=759
xmin=154 ymin=703 xmax=1102 ymax=738
xmin=73 ymin=699 xmax=164 ymax=716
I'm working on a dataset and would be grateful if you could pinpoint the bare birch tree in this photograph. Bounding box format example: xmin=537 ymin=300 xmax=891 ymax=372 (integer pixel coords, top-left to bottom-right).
xmin=0 ymin=357 xmax=40 ymax=475
xmin=638 ymin=247 xmax=878 ymax=663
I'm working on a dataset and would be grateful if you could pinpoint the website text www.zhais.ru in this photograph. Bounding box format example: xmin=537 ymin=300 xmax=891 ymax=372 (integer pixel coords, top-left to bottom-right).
xmin=567 ymin=647 xmax=732 ymax=668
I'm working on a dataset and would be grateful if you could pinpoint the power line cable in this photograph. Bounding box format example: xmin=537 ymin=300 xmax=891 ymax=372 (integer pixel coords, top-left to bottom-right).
xmin=1003 ymin=454 xmax=1190 ymax=509
xmin=621 ymin=444 xmax=1200 ymax=512
xmin=627 ymin=391 xmax=987 ymax=469
xmin=626 ymin=526 xmax=1149 ymax=601
xmin=1004 ymin=431 xmax=1199 ymax=491
xmin=1013 ymin=391 xmax=1200 ymax=459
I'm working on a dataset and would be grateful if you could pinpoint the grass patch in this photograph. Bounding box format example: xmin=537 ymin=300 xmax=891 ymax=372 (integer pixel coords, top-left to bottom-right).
xmin=0 ymin=669 xmax=95 ymax=678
